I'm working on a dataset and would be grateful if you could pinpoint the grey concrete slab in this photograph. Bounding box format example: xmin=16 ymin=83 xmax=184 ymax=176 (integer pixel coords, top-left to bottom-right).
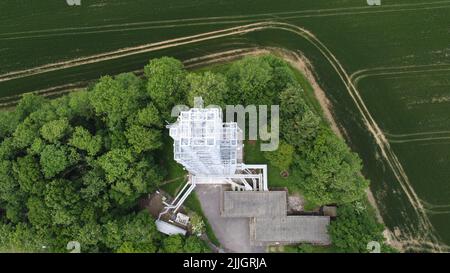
xmin=222 ymin=191 xmax=287 ymax=218
xmin=195 ymin=185 xmax=265 ymax=253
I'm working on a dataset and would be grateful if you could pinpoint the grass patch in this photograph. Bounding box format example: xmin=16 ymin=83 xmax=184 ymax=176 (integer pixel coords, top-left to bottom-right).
xmin=244 ymin=140 xmax=301 ymax=192
xmin=244 ymin=140 xmax=321 ymax=211
xmin=160 ymin=177 xmax=185 ymax=196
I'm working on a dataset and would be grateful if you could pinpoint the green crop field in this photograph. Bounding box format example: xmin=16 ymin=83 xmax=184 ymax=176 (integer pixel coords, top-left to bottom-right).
xmin=1 ymin=0 xmax=449 ymax=252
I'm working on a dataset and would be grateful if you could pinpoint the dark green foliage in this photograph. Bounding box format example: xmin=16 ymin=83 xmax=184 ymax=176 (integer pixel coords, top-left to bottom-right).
xmin=226 ymin=55 xmax=295 ymax=105
xmin=136 ymin=103 xmax=162 ymax=128
xmin=69 ymin=127 xmax=102 ymax=156
xmin=183 ymin=236 xmax=210 ymax=253
xmin=0 ymin=111 xmax=19 ymax=140
xmin=0 ymin=63 xmax=192 ymax=252
xmin=279 ymin=84 xmax=321 ymax=146
xmin=0 ymin=222 xmax=45 ymax=252
xmin=107 ymin=211 xmax=161 ymax=253
xmin=328 ymin=202 xmax=387 ymax=253
xmin=40 ymin=118 xmax=71 ymax=143
xmin=263 ymin=141 xmax=294 ymax=172
xmin=90 ymin=73 xmax=142 ymax=129
xmin=13 ymin=155 xmax=44 ymax=195
xmin=186 ymin=71 xmax=228 ymax=107
xmin=144 ymin=57 xmax=188 ymax=119
xmin=39 ymin=145 xmax=73 ymax=179
xmin=277 ymin=83 xmax=368 ymax=205
xmin=125 ymin=125 xmax=162 ymax=153
xmin=295 ymin=128 xmax=369 ymax=205
xmin=0 ymin=55 xmax=378 ymax=252
xmin=161 ymin=234 xmax=185 ymax=253
xmin=160 ymin=234 xmax=209 ymax=253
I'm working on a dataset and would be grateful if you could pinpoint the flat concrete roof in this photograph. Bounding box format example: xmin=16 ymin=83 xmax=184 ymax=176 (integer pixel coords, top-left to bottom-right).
xmin=155 ymin=220 xmax=187 ymax=236
xmin=221 ymin=191 xmax=286 ymax=218
xmin=251 ymin=216 xmax=331 ymax=245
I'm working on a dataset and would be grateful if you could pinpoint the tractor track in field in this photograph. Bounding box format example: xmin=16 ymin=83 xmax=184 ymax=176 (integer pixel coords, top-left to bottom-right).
xmin=350 ymin=65 xmax=450 ymax=88
xmin=0 ymin=7 xmax=448 ymax=251
xmin=386 ymin=130 xmax=450 ymax=144
xmin=350 ymin=66 xmax=450 ymax=146
xmin=1 ymin=0 xmax=450 ymax=41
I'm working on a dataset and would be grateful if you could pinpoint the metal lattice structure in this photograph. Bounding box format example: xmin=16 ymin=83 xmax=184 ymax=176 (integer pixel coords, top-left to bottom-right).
xmin=157 ymin=102 xmax=267 ymax=228
xmin=168 ymin=107 xmax=243 ymax=176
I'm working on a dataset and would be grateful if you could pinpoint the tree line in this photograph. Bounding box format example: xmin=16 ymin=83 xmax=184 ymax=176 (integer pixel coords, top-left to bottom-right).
xmin=0 ymin=55 xmax=389 ymax=252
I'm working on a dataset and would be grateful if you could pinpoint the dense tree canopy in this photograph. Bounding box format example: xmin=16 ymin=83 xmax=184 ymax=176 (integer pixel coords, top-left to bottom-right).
xmin=225 ymin=55 xmax=295 ymax=106
xmin=186 ymin=71 xmax=228 ymax=107
xmin=328 ymin=202 xmax=391 ymax=253
xmin=0 ymin=58 xmax=207 ymax=252
xmin=0 ymin=55 xmax=380 ymax=253
xmin=294 ymin=128 xmax=369 ymax=205
xmin=276 ymin=83 xmax=369 ymax=205
xmin=144 ymin=57 xmax=188 ymax=119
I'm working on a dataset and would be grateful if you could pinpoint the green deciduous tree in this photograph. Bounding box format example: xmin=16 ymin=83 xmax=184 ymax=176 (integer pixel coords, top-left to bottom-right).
xmin=295 ymin=129 xmax=369 ymax=205
xmin=0 ymin=159 xmax=27 ymax=223
xmin=39 ymin=145 xmax=74 ymax=179
xmin=226 ymin=55 xmax=296 ymax=106
xmin=40 ymin=118 xmax=71 ymax=143
xmin=161 ymin=234 xmax=185 ymax=253
xmin=68 ymin=90 xmax=94 ymax=118
xmin=184 ymin=236 xmax=209 ymax=253
xmin=12 ymin=119 xmax=40 ymax=149
xmin=90 ymin=73 xmax=143 ymax=128
xmin=104 ymin=212 xmax=160 ymax=253
xmin=259 ymin=54 xmax=296 ymax=94
xmin=280 ymin=84 xmax=321 ymax=146
xmin=15 ymin=93 xmax=46 ymax=122
xmin=186 ymin=71 xmax=228 ymax=107
xmin=189 ymin=212 xmax=206 ymax=236
xmin=44 ymin=179 xmax=82 ymax=226
xmin=13 ymin=155 xmax=44 ymax=195
xmin=226 ymin=56 xmax=272 ymax=105
xmin=0 ymin=111 xmax=19 ymax=140
xmin=69 ymin=126 xmax=102 ymax=156
xmin=125 ymin=125 xmax=162 ymax=153
xmin=26 ymin=196 xmax=51 ymax=228
xmin=328 ymin=202 xmax=385 ymax=253
xmin=0 ymin=222 xmax=45 ymax=253
xmin=97 ymin=149 xmax=134 ymax=182
xmin=263 ymin=141 xmax=294 ymax=172
xmin=136 ymin=103 xmax=162 ymax=127
xmin=144 ymin=57 xmax=187 ymax=118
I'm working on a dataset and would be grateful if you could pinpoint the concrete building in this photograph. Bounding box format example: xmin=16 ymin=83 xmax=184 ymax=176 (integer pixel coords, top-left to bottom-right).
xmin=158 ymin=100 xmax=331 ymax=248
xmin=221 ymin=190 xmax=330 ymax=245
